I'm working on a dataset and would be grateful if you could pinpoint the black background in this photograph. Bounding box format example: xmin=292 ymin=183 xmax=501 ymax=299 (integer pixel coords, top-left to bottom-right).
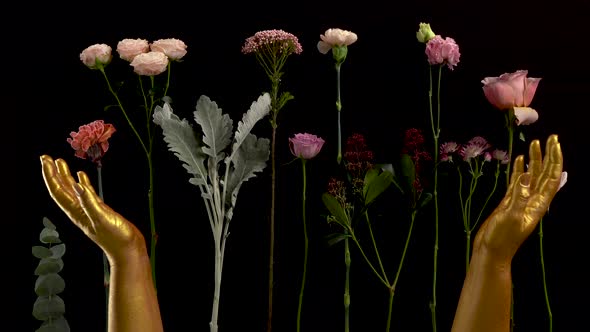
xmin=5 ymin=1 xmax=589 ymax=331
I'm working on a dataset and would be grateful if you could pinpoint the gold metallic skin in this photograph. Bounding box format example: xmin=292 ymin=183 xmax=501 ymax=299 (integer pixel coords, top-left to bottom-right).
xmin=451 ymin=135 xmax=563 ymax=332
xmin=40 ymin=155 xmax=164 ymax=332
xmin=40 ymin=134 xmax=562 ymax=332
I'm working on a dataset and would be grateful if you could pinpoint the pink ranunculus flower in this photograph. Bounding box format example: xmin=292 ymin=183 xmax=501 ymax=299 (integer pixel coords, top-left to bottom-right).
xmin=481 ymin=70 xmax=542 ymax=110
xmin=317 ymin=28 xmax=358 ymax=54
xmin=424 ymin=35 xmax=461 ymax=70
xmin=80 ymin=44 xmax=112 ymax=70
xmin=150 ymin=38 xmax=188 ymax=61
xmin=130 ymin=51 xmax=169 ymax=76
xmin=289 ymin=133 xmax=326 ymax=160
xmin=67 ymin=120 xmax=116 ymax=164
xmin=116 ymin=38 xmax=149 ymax=62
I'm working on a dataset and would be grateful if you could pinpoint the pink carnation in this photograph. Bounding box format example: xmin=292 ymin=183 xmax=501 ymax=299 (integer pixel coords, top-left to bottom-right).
xmin=150 ymin=38 xmax=188 ymax=61
xmin=425 ymin=35 xmax=461 ymax=70
xmin=117 ymin=38 xmax=149 ymax=62
xmin=67 ymin=120 xmax=116 ymax=164
xmin=130 ymin=51 xmax=169 ymax=76
xmin=80 ymin=44 xmax=112 ymax=70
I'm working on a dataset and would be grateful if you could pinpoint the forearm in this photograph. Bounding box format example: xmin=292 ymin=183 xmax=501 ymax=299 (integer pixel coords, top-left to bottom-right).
xmin=451 ymin=246 xmax=512 ymax=332
xmin=108 ymin=250 xmax=163 ymax=332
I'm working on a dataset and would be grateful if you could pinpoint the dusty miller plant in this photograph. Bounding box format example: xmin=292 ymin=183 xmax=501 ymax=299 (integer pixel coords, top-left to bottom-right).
xmin=153 ymin=92 xmax=271 ymax=332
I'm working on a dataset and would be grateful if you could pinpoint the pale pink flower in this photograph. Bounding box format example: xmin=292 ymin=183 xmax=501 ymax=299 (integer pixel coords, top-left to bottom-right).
xmin=317 ymin=28 xmax=358 ymax=54
xmin=241 ymin=29 xmax=303 ymax=55
xmin=80 ymin=44 xmax=112 ymax=70
xmin=289 ymin=133 xmax=325 ymax=159
xmin=481 ymin=70 xmax=542 ymax=110
xmin=67 ymin=120 xmax=116 ymax=164
xmin=150 ymin=38 xmax=188 ymax=61
xmin=130 ymin=51 xmax=169 ymax=76
xmin=558 ymin=171 xmax=568 ymax=191
xmin=440 ymin=141 xmax=459 ymax=162
xmin=492 ymin=149 xmax=510 ymax=164
xmin=424 ymin=35 xmax=460 ymax=70
xmin=116 ymin=38 xmax=149 ymax=62
xmin=514 ymin=107 xmax=539 ymax=125
xmin=460 ymin=137 xmax=490 ymax=161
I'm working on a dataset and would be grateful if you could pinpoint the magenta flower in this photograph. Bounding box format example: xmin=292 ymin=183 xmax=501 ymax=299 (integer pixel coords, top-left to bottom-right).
xmin=289 ymin=133 xmax=325 ymax=159
xmin=425 ymin=35 xmax=461 ymax=70
xmin=481 ymin=70 xmax=542 ymax=110
xmin=67 ymin=120 xmax=116 ymax=165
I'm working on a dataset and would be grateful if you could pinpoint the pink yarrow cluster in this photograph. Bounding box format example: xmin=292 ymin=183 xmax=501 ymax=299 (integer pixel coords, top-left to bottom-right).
xmin=241 ymin=29 xmax=303 ymax=55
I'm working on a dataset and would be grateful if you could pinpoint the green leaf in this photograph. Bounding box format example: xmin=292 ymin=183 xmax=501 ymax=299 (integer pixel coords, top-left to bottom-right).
xmin=364 ymin=168 xmax=393 ymax=206
xmin=40 ymin=229 xmax=61 ymax=244
xmin=32 ymin=295 xmax=65 ymax=321
xmin=325 ymin=233 xmax=350 ymax=247
xmin=35 ymin=258 xmax=64 ymax=275
xmin=418 ymin=192 xmax=433 ymax=209
xmin=32 ymin=246 xmax=52 ymax=259
xmin=50 ymin=244 xmax=66 ymax=259
xmin=35 ymin=273 xmax=65 ymax=296
xmin=36 ymin=316 xmax=70 ymax=332
xmin=42 ymin=217 xmax=56 ymax=230
xmin=400 ymin=154 xmax=416 ymax=193
xmin=321 ymin=193 xmax=350 ymax=228
xmin=362 ymin=168 xmax=379 ymax=199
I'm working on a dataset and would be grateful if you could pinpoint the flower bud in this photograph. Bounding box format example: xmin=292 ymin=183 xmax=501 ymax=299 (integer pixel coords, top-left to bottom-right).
xmin=332 ymin=45 xmax=348 ymax=64
xmin=416 ymin=23 xmax=436 ymax=43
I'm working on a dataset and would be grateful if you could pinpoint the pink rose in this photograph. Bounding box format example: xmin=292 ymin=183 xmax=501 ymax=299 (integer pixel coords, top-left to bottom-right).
xmin=116 ymin=38 xmax=149 ymax=62
xmin=130 ymin=51 xmax=169 ymax=76
xmin=424 ymin=35 xmax=461 ymax=70
xmin=150 ymin=38 xmax=188 ymax=61
xmin=80 ymin=44 xmax=112 ymax=70
xmin=289 ymin=133 xmax=325 ymax=159
xmin=481 ymin=70 xmax=542 ymax=110
xmin=67 ymin=120 xmax=116 ymax=164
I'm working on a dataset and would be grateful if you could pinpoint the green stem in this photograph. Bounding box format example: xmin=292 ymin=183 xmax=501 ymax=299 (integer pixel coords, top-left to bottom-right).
xmin=344 ymin=233 xmax=351 ymax=332
xmin=539 ymin=218 xmax=553 ymax=332
xmin=427 ymin=64 xmax=442 ymax=332
xmin=386 ymin=210 xmax=418 ymax=332
xmin=336 ymin=63 xmax=342 ymax=164
xmin=296 ymin=159 xmax=309 ymax=332
xmin=267 ymin=124 xmax=277 ymax=332
xmin=365 ymin=212 xmax=389 ymax=284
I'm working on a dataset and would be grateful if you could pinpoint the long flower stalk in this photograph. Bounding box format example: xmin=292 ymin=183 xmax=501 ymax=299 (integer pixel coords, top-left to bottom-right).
xmin=539 ymin=217 xmax=553 ymax=332
xmin=296 ymin=158 xmax=309 ymax=332
xmin=427 ymin=64 xmax=442 ymax=332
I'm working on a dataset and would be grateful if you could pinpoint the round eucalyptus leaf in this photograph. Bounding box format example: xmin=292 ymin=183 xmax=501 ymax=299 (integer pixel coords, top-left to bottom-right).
xmin=36 ymin=316 xmax=70 ymax=332
xmin=40 ymin=228 xmax=61 ymax=244
xmin=32 ymin=246 xmax=52 ymax=259
xmin=50 ymin=244 xmax=66 ymax=259
xmin=34 ymin=258 xmax=64 ymax=275
xmin=32 ymin=295 xmax=65 ymax=321
xmin=34 ymin=273 xmax=65 ymax=296
xmin=42 ymin=217 xmax=56 ymax=230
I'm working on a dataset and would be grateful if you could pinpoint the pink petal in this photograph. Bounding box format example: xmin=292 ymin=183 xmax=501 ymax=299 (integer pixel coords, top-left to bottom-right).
xmin=513 ymin=107 xmax=539 ymax=125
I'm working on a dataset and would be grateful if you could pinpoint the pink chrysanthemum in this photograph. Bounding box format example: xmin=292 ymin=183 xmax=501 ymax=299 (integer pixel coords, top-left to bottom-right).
xmin=459 ymin=137 xmax=491 ymax=161
xmin=241 ymin=29 xmax=303 ymax=55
